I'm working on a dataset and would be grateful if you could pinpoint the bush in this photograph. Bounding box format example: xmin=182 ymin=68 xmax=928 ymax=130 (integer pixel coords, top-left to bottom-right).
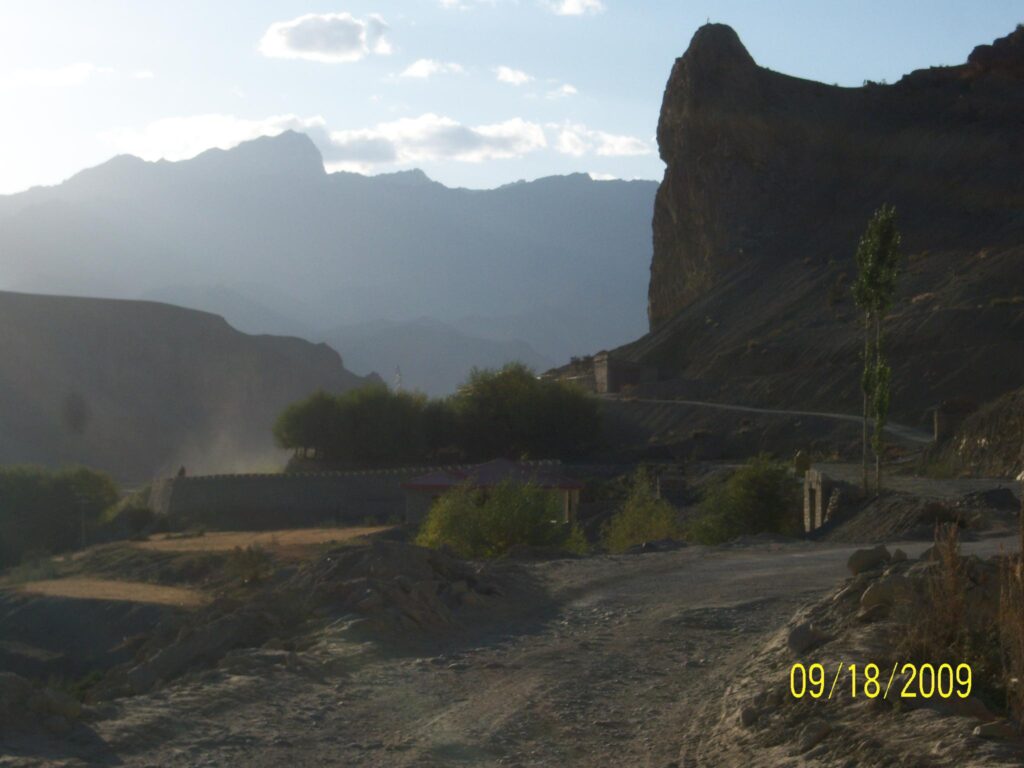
xmin=225 ymin=544 xmax=274 ymax=584
xmin=0 ymin=465 xmax=119 ymax=568
xmin=687 ymin=455 xmax=801 ymax=544
xmin=416 ymin=481 xmax=585 ymax=558
xmin=602 ymin=470 xmax=681 ymax=553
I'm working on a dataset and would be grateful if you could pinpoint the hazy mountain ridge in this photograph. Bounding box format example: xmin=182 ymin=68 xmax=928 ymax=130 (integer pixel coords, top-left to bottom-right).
xmin=324 ymin=318 xmax=555 ymax=396
xmin=0 ymin=133 xmax=658 ymax=372
xmin=0 ymin=290 xmax=374 ymax=481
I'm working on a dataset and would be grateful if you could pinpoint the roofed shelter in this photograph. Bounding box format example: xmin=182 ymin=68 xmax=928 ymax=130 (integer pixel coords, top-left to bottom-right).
xmin=402 ymin=459 xmax=583 ymax=526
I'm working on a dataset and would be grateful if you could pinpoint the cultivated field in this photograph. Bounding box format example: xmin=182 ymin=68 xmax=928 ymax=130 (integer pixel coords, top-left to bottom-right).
xmin=132 ymin=526 xmax=395 ymax=560
xmin=17 ymin=577 xmax=207 ymax=608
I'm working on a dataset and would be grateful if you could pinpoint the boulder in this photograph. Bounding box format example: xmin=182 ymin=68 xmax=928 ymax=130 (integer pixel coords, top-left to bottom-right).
xmin=787 ymin=622 xmax=831 ymax=655
xmin=847 ymin=545 xmax=890 ymax=575
xmin=860 ymin=575 xmax=913 ymax=610
xmin=0 ymin=671 xmax=33 ymax=717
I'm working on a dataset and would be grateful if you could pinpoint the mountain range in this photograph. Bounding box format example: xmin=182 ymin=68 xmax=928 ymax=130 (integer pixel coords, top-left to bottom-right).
xmin=0 ymin=132 xmax=657 ymax=392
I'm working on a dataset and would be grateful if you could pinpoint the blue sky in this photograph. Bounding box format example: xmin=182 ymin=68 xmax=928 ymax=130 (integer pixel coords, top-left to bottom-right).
xmin=0 ymin=0 xmax=1020 ymax=193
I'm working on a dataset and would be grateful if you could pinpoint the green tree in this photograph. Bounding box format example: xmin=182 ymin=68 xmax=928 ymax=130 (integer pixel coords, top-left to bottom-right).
xmin=273 ymin=390 xmax=340 ymax=460
xmin=274 ymin=386 xmax=435 ymax=467
xmin=0 ymin=466 xmax=119 ymax=566
xmin=601 ymin=469 xmax=681 ymax=553
xmin=852 ymin=204 xmax=902 ymax=495
xmin=452 ymin=363 xmax=601 ymax=460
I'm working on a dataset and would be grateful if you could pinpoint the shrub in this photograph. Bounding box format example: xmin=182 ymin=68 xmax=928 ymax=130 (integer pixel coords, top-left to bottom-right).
xmin=687 ymin=455 xmax=800 ymax=544
xmin=602 ymin=470 xmax=681 ymax=553
xmin=0 ymin=465 xmax=119 ymax=568
xmin=416 ymin=481 xmax=582 ymax=558
xmin=225 ymin=544 xmax=274 ymax=584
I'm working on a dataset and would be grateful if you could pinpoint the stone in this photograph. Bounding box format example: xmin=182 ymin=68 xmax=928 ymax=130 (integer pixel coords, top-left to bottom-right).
xmin=973 ymin=720 xmax=1017 ymax=739
xmin=0 ymin=672 xmax=33 ymax=716
xmin=860 ymin=575 xmax=913 ymax=610
xmin=891 ymin=548 xmax=908 ymax=563
xmin=856 ymin=603 xmax=890 ymax=623
xmin=847 ymin=545 xmax=890 ymax=575
xmin=799 ymin=720 xmax=831 ymax=752
xmin=739 ymin=705 xmax=760 ymax=727
xmin=41 ymin=688 xmax=82 ymax=720
xmin=787 ymin=622 xmax=831 ymax=655
xmin=43 ymin=714 xmax=72 ymax=735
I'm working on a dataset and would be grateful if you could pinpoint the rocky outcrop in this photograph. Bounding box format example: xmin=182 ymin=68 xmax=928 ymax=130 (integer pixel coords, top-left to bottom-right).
xmin=939 ymin=386 xmax=1024 ymax=478
xmin=629 ymin=25 xmax=1024 ymax=425
xmin=649 ymin=23 xmax=1024 ymax=329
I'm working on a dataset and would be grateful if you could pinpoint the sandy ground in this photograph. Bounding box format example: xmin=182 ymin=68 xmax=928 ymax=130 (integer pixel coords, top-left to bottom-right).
xmin=133 ymin=527 xmax=394 ymax=559
xmin=5 ymin=534 xmax=1019 ymax=768
xmin=16 ymin=578 xmax=207 ymax=608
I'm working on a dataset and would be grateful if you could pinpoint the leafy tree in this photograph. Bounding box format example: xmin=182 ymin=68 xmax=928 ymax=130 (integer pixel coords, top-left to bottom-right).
xmin=274 ymin=364 xmax=602 ymax=469
xmin=601 ymin=469 xmax=681 ymax=553
xmin=274 ymin=386 xmax=432 ymax=466
xmin=686 ymin=455 xmax=800 ymax=544
xmin=273 ymin=390 xmax=339 ymax=459
xmin=452 ymin=363 xmax=601 ymax=460
xmin=0 ymin=465 xmax=119 ymax=566
xmin=852 ymin=204 xmax=901 ymax=495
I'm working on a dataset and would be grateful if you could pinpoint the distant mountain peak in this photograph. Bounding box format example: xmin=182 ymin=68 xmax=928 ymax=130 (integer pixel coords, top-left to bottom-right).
xmin=189 ymin=130 xmax=326 ymax=179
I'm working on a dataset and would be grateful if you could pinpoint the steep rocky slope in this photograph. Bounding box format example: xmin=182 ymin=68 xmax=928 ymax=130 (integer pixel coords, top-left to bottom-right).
xmin=0 ymin=291 xmax=372 ymax=481
xmin=629 ymin=24 xmax=1024 ymax=426
xmin=937 ymin=387 xmax=1024 ymax=478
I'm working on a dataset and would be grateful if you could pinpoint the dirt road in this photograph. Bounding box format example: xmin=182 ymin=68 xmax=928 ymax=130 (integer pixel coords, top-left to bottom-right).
xmin=605 ymin=396 xmax=933 ymax=445
xmin=14 ymin=535 xmax=1015 ymax=768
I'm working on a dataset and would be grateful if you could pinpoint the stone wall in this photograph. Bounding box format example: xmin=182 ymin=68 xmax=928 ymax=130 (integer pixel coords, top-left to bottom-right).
xmin=150 ymin=469 xmax=429 ymax=530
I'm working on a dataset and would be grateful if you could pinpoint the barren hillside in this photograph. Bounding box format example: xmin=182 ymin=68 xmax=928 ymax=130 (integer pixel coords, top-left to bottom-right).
xmin=619 ymin=24 xmax=1024 ymax=427
xmin=0 ymin=291 xmax=373 ymax=481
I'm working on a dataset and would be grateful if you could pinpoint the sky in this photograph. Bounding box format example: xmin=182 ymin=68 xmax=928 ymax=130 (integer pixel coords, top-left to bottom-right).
xmin=0 ymin=0 xmax=1020 ymax=194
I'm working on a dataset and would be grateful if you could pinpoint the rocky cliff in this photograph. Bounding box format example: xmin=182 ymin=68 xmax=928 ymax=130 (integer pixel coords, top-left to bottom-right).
xmin=650 ymin=24 xmax=1024 ymax=327
xmin=634 ymin=24 xmax=1024 ymax=424
xmin=0 ymin=291 xmax=373 ymax=481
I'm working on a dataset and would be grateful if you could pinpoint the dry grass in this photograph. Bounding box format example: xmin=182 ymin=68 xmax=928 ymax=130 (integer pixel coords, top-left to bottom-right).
xmin=999 ymin=503 xmax=1024 ymax=731
xmin=16 ymin=577 xmax=208 ymax=608
xmin=133 ymin=526 xmax=393 ymax=560
xmin=899 ymin=524 xmax=967 ymax=662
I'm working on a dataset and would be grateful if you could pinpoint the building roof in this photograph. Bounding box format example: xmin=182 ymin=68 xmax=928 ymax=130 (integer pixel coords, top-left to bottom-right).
xmin=402 ymin=458 xmax=583 ymax=492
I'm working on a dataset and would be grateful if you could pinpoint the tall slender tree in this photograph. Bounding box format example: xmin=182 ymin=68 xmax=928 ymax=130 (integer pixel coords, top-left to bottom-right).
xmin=852 ymin=204 xmax=902 ymax=495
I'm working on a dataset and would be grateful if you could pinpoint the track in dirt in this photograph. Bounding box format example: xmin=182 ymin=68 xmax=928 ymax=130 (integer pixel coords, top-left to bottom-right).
xmin=12 ymin=533 xmax=1011 ymax=768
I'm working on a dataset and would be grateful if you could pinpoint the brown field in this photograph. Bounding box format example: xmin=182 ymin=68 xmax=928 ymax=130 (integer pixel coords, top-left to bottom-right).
xmin=17 ymin=578 xmax=208 ymax=608
xmin=132 ymin=526 xmax=395 ymax=560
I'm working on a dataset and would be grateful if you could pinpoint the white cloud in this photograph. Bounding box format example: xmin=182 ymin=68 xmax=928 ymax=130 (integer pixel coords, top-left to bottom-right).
xmin=0 ymin=62 xmax=114 ymax=90
xmin=588 ymin=172 xmax=618 ymax=180
xmin=400 ymin=59 xmax=465 ymax=79
xmin=548 ymin=0 xmax=605 ymax=14
xmin=550 ymin=122 xmax=652 ymax=157
xmin=495 ymin=66 xmax=533 ymax=86
xmin=546 ymin=83 xmax=578 ymax=99
xmin=99 ymin=112 xmax=652 ymax=176
xmin=133 ymin=69 xmax=155 ymax=80
xmin=259 ymin=12 xmax=391 ymax=63
xmin=100 ymin=114 xmax=328 ymax=162
xmin=326 ymin=113 xmax=547 ymax=170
